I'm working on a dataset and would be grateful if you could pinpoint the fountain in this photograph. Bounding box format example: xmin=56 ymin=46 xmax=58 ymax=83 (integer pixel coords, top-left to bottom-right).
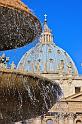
xmin=0 ymin=0 xmax=41 ymax=50
xmin=0 ymin=1 xmax=62 ymax=123
xmin=0 ymin=69 xmax=62 ymax=123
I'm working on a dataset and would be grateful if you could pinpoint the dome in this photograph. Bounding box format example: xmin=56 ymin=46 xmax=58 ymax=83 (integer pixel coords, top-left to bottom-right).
xmin=17 ymin=16 xmax=78 ymax=76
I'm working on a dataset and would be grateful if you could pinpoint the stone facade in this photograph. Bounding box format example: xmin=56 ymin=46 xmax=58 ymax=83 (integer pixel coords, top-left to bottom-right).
xmin=27 ymin=75 xmax=82 ymax=124
xmin=17 ymin=17 xmax=82 ymax=124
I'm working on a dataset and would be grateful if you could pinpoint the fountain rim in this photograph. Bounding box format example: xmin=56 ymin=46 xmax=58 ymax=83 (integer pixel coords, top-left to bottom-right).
xmin=0 ymin=68 xmax=62 ymax=123
xmin=0 ymin=1 xmax=39 ymax=21
xmin=0 ymin=2 xmax=42 ymax=50
xmin=0 ymin=1 xmax=42 ymax=35
xmin=0 ymin=1 xmax=30 ymax=13
xmin=0 ymin=68 xmax=54 ymax=83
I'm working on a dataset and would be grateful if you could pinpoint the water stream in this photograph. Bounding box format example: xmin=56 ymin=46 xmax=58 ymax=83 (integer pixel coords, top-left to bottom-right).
xmin=0 ymin=71 xmax=62 ymax=124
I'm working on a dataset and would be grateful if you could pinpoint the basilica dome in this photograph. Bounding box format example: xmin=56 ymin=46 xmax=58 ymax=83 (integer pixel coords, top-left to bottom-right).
xmin=17 ymin=16 xmax=78 ymax=76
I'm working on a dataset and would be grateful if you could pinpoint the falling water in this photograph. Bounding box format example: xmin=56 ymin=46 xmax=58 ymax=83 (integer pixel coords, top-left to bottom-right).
xmin=0 ymin=1 xmax=62 ymax=124
xmin=0 ymin=0 xmax=41 ymax=51
xmin=0 ymin=70 xmax=62 ymax=124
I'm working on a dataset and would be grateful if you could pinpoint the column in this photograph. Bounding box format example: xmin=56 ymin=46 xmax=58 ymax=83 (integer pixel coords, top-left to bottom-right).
xmin=32 ymin=117 xmax=41 ymax=124
xmin=49 ymin=35 xmax=51 ymax=42
xmin=68 ymin=113 xmax=74 ymax=124
xmin=58 ymin=113 xmax=64 ymax=124
xmin=44 ymin=35 xmax=46 ymax=43
xmin=48 ymin=34 xmax=50 ymax=42
xmin=64 ymin=117 xmax=68 ymax=124
xmin=26 ymin=119 xmax=33 ymax=124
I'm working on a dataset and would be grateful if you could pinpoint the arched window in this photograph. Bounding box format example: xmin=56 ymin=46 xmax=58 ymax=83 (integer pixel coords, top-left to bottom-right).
xmin=76 ymin=120 xmax=81 ymax=124
xmin=46 ymin=119 xmax=53 ymax=124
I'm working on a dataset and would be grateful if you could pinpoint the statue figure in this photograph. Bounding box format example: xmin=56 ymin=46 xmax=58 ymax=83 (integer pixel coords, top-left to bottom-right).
xmin=11 ymin=61 xmax=16 ymax=69
xmin=67 ymin=62 xmax=73 ymax=75
xmin=0 ymin=53 xmax=9 ymax=69
xmin=58 ymin=60 xmax=64 ymax=75
xmin=36 ymin=62 xmax=40 ymax=73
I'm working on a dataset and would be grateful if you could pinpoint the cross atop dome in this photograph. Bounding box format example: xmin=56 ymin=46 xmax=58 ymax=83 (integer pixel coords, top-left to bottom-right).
xmin=44 ymin=14 xmax=47 ymax=22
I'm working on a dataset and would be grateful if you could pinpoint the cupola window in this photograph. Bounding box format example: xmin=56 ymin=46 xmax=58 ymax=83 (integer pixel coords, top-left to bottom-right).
xmin=75 ymin=87 xmax=81 ymax=94
xmin=27 ymin=60 xmax=31 ymax=63
xmin=76 ymin=120 xmax=81 ymax=124
xmin=38 ymin=59 xmax=41 ymax=62
xmin=48 ymin=48 xmax=52 ymax=53
xmin=49 ymin=58 xmax=54 ymax=62
xmin=57 ymin=50 xmax=61 ymax=54
xmin=64 ymin=52 xmax=68 ymax=57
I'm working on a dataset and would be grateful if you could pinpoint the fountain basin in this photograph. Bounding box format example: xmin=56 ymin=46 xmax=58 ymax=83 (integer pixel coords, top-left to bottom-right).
xmin=0 ymin=69 xmax=62 ymax=122
xmin=0 ymin=0 xmax=42 ymax=50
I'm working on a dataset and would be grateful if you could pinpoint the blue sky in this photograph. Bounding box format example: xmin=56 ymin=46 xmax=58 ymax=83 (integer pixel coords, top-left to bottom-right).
xmin=0 ymin=0 xmax=82 ymax=74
